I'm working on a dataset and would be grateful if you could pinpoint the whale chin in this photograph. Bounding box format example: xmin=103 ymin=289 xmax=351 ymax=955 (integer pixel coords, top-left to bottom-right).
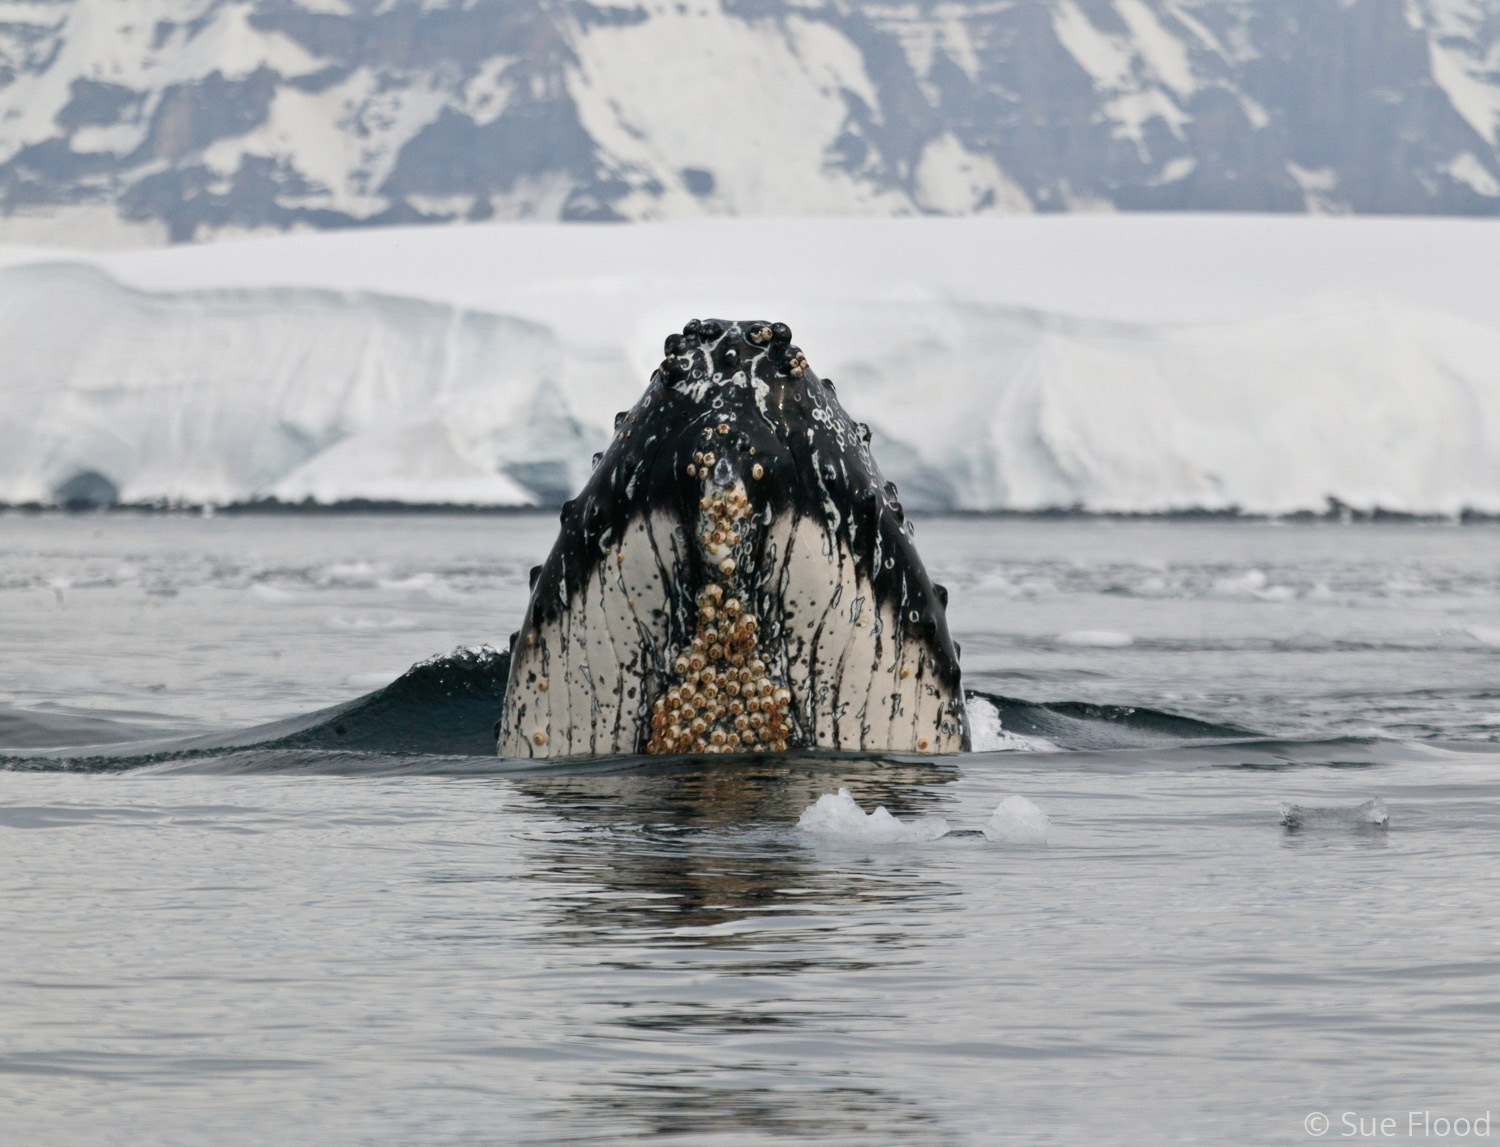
xmin=497 ymin=318 xmax=968 ymax=759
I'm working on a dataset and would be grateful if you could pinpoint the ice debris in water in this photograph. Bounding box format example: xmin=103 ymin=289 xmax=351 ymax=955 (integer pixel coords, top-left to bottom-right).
xmin=797 ymin=789 xmax=950 ymax=843
xmin=1057 ymin=630 xmax=1133 ymax=648
xmin=982 ymin=795 xmax=1050 ymax=846
xmin=1279 ymin=797 xmax=1389 ymax=829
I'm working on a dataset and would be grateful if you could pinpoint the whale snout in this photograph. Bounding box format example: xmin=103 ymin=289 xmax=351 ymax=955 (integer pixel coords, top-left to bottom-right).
xmin=497 ymin=318 xmax=968 ymax=759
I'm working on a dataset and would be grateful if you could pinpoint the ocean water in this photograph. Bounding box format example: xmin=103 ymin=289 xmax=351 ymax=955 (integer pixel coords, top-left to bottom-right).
xmin=3 ymin=513 xmax=1499 ymax=1145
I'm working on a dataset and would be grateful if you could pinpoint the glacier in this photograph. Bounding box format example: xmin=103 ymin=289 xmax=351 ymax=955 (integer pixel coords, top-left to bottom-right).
xmin=0 ymin=262 xmax=612 ymax=507
xmin=4 ymin=215 xmax=1500 ymax=514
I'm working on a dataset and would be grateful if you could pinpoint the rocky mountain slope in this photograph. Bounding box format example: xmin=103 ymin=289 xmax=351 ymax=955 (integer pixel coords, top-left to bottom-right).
xmin=1 ymin=0 xmax=1498 ymax=243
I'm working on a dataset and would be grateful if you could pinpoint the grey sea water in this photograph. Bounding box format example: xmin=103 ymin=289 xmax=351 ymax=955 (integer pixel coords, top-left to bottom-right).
xmin=3 ymin=513 xmax=1499 ymax=1145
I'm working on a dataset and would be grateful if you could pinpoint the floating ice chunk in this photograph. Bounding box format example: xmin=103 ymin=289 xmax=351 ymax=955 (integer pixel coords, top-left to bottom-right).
xmin=1058 ymin=629 xmax=1133 ymax=647
xmin=1213 ymin=569 xmax=1267 ymax=595
xmin=249 ymin=583 xmax=299 ymax=603
xmin=965 ymin=695 xmax=1057 ymax=752
xmin=325 ymin=615 xmax=418 ymax=631
xmin=1279 ymin=797 xmax=1389 ymax=829
xmin=797 ymin=789 xmax=950 ymax=843
xmin=982 ymin=795 xmax=1050 ymax=845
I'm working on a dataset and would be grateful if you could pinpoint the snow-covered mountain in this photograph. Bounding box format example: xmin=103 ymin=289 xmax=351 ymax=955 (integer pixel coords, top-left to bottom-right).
xmin=1 ymin=0 xmax=1498 ymax=243
xmin=6 ymin=215 xmax=1500 ymax=514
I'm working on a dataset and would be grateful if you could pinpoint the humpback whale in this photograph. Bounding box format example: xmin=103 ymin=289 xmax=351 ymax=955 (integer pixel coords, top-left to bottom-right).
xmin=497 ymin=319 xmax=968 ymax=758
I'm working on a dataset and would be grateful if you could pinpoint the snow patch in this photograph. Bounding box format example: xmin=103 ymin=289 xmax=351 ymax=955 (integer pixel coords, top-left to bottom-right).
xmin=1053 ymin=1 xmax=1133 ymax=90
xmin=1113 ymin=0 xmax=1196 ymax=97
xmin=914 ymin=133 xmax=1032 ymax=215
xmin=1430 ymin=40 xmax=1500 ymax=148
xmin=797 ymin=788 xmax=951 ymax=843
xmin=1446 ymin=152 xmax=1500 ymax=197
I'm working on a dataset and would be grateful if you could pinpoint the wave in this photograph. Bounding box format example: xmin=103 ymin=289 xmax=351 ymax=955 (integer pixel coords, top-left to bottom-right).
xmin=1 ymin=646 xmax=512 ymax=772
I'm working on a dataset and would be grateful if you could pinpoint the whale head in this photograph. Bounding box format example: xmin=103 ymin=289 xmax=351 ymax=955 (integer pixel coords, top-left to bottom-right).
xmin=498 ymin=318 xmax=967 ymax=758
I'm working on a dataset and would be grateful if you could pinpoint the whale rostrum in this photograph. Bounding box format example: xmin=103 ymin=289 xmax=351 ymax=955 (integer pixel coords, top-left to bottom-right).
xmin=497 ymin=318 xmax=968 ymax=758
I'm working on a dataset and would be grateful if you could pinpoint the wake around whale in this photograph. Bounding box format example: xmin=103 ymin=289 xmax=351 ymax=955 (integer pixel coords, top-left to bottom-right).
xmin=497 ymin=319 xmax=969 ymax=759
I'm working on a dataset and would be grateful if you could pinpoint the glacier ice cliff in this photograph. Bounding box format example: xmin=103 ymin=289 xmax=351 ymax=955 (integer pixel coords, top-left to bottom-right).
xmin=0 ymin=262 xmax=613 ymax=507
xmin=5 ymin=227 xmax=1500 ymax=515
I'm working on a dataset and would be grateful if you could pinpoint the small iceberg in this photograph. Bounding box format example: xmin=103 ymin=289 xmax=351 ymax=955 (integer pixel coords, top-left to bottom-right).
xmin=982 ymin=795 xmax=1050 ymax=846
xmin=797 ymin=789 xmax=950 ymax=843
xmin=1279 ymin=797 xmax=1389 ymax=830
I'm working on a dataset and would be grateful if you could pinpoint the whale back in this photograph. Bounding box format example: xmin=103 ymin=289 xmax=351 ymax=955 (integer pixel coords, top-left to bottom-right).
xmin=497 ymin=318 xmax=967 ymax=758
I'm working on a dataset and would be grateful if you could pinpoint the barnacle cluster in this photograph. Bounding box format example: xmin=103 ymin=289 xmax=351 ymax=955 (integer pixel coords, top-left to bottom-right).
xmin=646 ymin=472 xmax=792 ymax=754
